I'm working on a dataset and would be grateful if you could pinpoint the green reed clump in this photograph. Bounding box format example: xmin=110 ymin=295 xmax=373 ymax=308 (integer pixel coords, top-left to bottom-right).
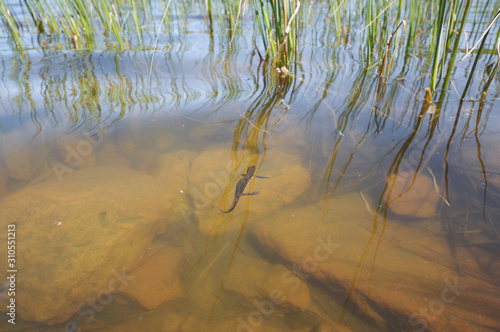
xmin=0 ymin=1 xmax=23 ymax=52
xmin=54 ymin=0 xmax=95 ymax=49
xmin=91 ymin=0 xmax=129 ymax=49
xmin=252 ymin=0 xmax=300 ymax=68
xmin=436 ymin=0 xmax=472 ymax=103
xmin=0 ymin=0 xmax=168 ymax=51
xmin=0 ymin=0 xmax=499 ymax=102
xmin=429 ymin=0 xmax=447 ymax=92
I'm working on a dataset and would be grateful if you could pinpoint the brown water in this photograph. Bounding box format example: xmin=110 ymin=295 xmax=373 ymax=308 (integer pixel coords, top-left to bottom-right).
xmin=1 ymin=4 xmax=500 ymax=332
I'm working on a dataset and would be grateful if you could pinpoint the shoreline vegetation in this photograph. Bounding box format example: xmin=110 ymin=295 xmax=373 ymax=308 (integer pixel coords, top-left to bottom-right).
xmin=0 ymin=0 xmax=499 ymax=100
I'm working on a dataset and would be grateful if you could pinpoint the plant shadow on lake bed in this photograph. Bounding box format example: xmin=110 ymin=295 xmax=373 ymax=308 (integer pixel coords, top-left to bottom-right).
xmin=0 ymin=0 xmax=500 ymax=331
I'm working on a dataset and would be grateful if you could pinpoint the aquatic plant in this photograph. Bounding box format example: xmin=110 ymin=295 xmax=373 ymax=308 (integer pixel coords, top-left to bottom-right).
xmin=0 ymin=0 xmax=23 ymax=52
xmin=0 ymin=0 xmax=499 ymax=99
xmin=0 ymin=0 xmax=172 ymax=51
xmin=252 ymin=0 xmax=300 ymax=68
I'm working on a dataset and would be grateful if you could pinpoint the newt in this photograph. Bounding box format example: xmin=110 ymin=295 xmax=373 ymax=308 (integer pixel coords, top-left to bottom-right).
xmin=216 ymin=165 xmax=268 ymax=213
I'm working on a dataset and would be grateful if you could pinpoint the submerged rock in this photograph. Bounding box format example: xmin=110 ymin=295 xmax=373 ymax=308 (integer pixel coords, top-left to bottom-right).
xmin=225 ymin=254 xmax=311 ymax=314
xmin=2 ymin=130 xmax=52 ymax=180
xmin=122 ymin=244 xmax=185 ymax=309
xmin=386 ymin=171 xmax=440 ymax=218
xmin=0 ymin=164 xmax=189 ymax=324
xmin=115 ymin=133 xmax=136 ymax=157
xmin=155 ymin=131 xmax=177 ymax=151
xmin=155 ymin=150 xmax=197 ymax=188
xmin=99 ymin=309 xmax=284 ymax=332
xmin=155 ymin=150 xmax=198 ymax=222
xmin=53 ymin=134 xmax=96 ymax=169
xmin=95 ymin=138 xmax=129 ymax=167
xmin=129 ymin=149 xmax=159 ymax=172
xmin=248 ymin=192 xmax=500 ymax=331
xmin=187 ymin=125 xmax=221 ymax=143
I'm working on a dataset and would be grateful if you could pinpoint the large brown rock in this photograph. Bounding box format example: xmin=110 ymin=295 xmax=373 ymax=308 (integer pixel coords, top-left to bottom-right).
xmin=2 ymin=130 xmax=52 ymax=180
xmin=387 ymin=171 xmax=441 ymax=218
xmin=187 ymin=125 xmax=220 ymax=143
xmin=155 ymin=131 xmax=177 ymax=151
xmin=249 ymin=192 xmax=500 ymax=331
xmin=129 ymin=150 xmax=159 ymax=172
xmin=155 ymin=150 xmax=198 ymax=226
xmin=98 ymin=310 xmax=284 ymax=332
xmin=94 ymin=138 xmax=129 ymax=167
xmin=0 ymin=164 xmax=189 ymax=324
xmin=122 ymin=244 xmax=185 ymax=309
xmin=155 ymin=150 xmax=197 ymax=188
xmin=53 ymin=134 xmax=96 ymax=169
xmin=225 ymin=255 xmax=311 ymax=313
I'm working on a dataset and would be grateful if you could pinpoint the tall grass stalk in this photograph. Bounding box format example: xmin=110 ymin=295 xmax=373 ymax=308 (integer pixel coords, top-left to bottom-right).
xmin=0 ymin=0 xmax=499 ymax=104
xmin=378 ymin=20 xmax=405 ymax=82
xmin=205 ymin=0 xmax=213 ymax=34
xmin=359 ymin=0 xmax=396 ymax=65
xmin=461 ymin=30 xmax=490 ymax=101
xmin=404 ymin=0 xmax=421 ymax=53
xmin=272 ymin=0 xmax=300 ymax=67
xmin=38 ymin=0 xmax=61 ymax=33
xmin=429 ymin=0 xmax=447 ymax=92
xmin=461 ymin=9 xmax=500 ymax=100
xmin=130 ymin=0 xmax=145 ymax=47
xmin=253 ymin=0 xmax=300 ymax=68
xmin=481 ymin=37 xmax=500 ymax=101
xmin=24 ymin=0 xmax=45 ymax=33
xmin=437 ymin=0 xmax=472 ymax=103
xmin=54 ymin=0 xmax=83 ymax=48
xmin=0 ymin=1 xmax=23 ymax=53
xmin=0 ymin=0 xmax=162 ymax=50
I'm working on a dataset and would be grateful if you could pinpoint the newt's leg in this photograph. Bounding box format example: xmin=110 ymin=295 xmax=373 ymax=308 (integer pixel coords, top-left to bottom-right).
xmin=241 ymin=191 xmax=259 ymax=196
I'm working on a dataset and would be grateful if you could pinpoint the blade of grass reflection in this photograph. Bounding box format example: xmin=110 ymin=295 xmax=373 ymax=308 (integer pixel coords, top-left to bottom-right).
xmin=177 ymin=185 xmax=241 ymax=303
xmin=319 ymin=69 xmax=372 ymax=201
xmin=442 ymin=100 xmax=473 ymax=211
xmin=472 ymin=101 xmax=489 ymax=226
xmin=207 ymin=208 xmax=251 ymax=322
xmin=484 ymin=211 xmax=500 ymax=271
xmin=383 ymin=101 xmax=432 ymax=209
xmin=345 ymin=102 xmax=444 ymax=324
xmin=481 ymin=37 xmax=500 ymax=101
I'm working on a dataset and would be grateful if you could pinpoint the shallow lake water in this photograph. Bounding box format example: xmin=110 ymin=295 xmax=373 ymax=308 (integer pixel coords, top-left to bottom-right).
xmin=0 ymin=3 xmax=500 ymax=332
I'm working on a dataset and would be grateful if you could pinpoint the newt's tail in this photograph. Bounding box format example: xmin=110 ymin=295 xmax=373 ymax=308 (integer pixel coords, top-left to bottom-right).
xmin=215 ymin=206 xmax=230 ymax=213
